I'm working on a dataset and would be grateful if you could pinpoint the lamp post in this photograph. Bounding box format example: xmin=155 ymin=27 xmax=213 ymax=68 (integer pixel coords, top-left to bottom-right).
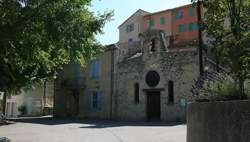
xmin=197 ymin=0 xmax=204 ymax=76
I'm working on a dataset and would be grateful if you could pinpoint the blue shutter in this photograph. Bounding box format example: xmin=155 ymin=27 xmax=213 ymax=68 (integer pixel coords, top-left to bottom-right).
xmin=179 ymin=11 xmax=183 ymax=18
xmin=87 ymin=90 xmax=92 ymax=111
xmin=91 ymin=60 xmax=95 ymax=79
xmin=178 ymin=24 xmax=186 ymax=32
xmin=91 ymin=60 xmax=99 ymax=79
xmin=97 ymin=91 xmax=102 ymax=110
xmin=176 ymin=11 xmax=183 ymax=19
xmin=193 ymin=23 xmax=199 ymax=30
xmin=189 ymin=8 xmax=194 ymax=17
xmin=189 ymin=23 xmax=194 ymax=31
xmin=95 ymin=60 xmax=99 ymax=79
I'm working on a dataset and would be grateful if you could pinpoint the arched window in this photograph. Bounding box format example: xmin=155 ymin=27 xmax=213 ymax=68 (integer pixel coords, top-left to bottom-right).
xmin=168 ymin=81 xmax=174 ymax=104
xmin=134 ymin=83 xmax=139 ymax=104
xmin=149 ymin=38 xmax=156 ymax=52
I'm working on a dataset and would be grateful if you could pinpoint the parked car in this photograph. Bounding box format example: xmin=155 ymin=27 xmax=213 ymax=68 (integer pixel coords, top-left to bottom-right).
xmin=0 ymin=137 xmax=10 ymax=142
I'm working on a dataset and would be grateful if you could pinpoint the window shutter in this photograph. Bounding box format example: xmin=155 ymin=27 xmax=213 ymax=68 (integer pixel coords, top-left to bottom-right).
xmin=189 ymin=8 xmax=194 ymax=17
xmin=91 ymin=60 xmax=99 ymax=79
xmin=194 ymin=23 xmax=199 ymax=30
xmin=149 ymin=19 xmax=154 ymax=27
xmin=97 ymin=91 xmax=102 ymax=110
xmin=189 ymin=23 xmax=194 ymax=31
xmin=179 ymin=24 xmax=186 ymax=32
xmin=91 ymin=60 xmax=95 ymax=79
xmin=160 ymin=17 xmax=165 ymax=25
xmin=95 ymin=60 xmax=99 ymax=79
xmin=87 ymin=90 xmax=92 ymax=111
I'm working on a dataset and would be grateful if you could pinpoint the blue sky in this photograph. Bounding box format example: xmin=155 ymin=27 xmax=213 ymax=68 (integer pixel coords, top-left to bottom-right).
xmin=91 ymin=0 xmax=191 ymax=45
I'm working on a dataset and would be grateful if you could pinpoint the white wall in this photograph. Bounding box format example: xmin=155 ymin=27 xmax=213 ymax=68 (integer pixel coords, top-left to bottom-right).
xmin=118 ymin=10 xmax=149 ymax=43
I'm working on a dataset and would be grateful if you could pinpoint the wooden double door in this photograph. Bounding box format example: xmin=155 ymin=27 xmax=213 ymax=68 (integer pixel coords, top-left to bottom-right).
xmin=147 ymin=91 xmax=161 ymax=121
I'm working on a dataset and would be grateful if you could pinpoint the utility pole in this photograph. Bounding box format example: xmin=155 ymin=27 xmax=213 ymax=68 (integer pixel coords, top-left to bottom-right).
xmin=197 ymin=0 xmax=204 ymax=76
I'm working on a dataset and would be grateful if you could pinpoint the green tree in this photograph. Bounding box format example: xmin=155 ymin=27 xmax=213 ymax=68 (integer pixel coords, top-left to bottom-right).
xmin=193 ymin=0 xmax=250 ymax=97
xmin=0 ymin=0 xmax=113 ymax=94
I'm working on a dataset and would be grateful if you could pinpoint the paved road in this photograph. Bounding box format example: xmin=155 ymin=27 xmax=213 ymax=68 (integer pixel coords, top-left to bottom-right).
xmin=0 ymin=117 xmax=186 ymax=142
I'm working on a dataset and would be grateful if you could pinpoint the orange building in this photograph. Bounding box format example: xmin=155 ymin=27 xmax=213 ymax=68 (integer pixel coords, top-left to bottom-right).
xmin=143 ymin=4 xmax=201 ymax=45
xmin=143 ymin=9 xmax=172 ymax=36
xmin=171 ymin=4 xmax=199 ymax=44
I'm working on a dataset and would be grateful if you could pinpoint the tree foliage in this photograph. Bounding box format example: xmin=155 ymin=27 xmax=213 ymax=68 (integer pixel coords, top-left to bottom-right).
xmin=193 ymin=0 xmax=250 ymax=96
xmin=0 ymin=0 xmax=113 ymax=94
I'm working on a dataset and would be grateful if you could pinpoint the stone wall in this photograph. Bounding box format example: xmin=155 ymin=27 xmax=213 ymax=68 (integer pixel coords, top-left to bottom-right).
xmin=114 ymin=50 xmax=199 ymax=121
xmin=187 ymin=100 xmax=250 ymax=142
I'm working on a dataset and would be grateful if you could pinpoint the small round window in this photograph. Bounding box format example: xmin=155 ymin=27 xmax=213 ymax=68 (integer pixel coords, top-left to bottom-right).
xmin=146 ymin=71 xmax=160 ymax=87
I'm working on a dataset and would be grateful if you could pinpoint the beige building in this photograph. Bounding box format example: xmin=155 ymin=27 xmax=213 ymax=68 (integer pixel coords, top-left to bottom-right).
xmin=54 ymin=45 xmax=116 ymax=119
xmin=1 ymin=81 xmax=54 ymax=117
xmin=118 ymin=9 xmax=149 ymax=43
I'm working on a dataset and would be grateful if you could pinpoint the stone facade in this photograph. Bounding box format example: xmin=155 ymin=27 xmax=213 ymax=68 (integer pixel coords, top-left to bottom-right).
xmin=113 ymin=30 xmax=199 ymax=121
xmin=54 ymin=29 xmax=199 ymax=122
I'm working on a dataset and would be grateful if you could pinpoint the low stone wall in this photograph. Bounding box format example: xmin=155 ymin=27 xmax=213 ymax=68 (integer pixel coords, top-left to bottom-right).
xmin=187 ymin=100 xmax=250 ymax=142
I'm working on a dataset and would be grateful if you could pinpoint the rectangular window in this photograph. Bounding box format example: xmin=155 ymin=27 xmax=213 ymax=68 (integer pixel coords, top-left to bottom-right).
xmin=175 ymin=11 xmax=183 ymax=19
xmin=178 ymin=24 xmax=186 ymax=32
xmin=149 ymin=19 xmax=155 ymax=27
xmin=189 ymin=23 xmax=194 ymax=31
xmin=128 ymin=38 xmax=133 ymax=43
xmin=96 ymin=91 xmax=102 ymax=110
xmin=189 ymin=22 xmax=198 ymax=31
xmin=160 ymin=16 xmax=166 ymax=25
xmin=91 ymin=59 xmax=99 ymax=79
xmin=90 ymin=91 xmax=102 ymax=110
xmin=92 ymin=91 xmax=98 ymax=108
xmin=189 ymin=8 xmax=194 ymax=17
xmin=134 ymin=83 xmax=139 ymax=104
xmin=193 ymin=23 xmax=199 ymax=30
xmin=126 ymin=23 xmax=134 ymax=32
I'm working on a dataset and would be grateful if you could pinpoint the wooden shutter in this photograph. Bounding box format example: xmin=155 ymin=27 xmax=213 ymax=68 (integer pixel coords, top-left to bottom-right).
xmin=91 ymin=60 xmax=99 ymax=79
xmin=87 ymin=90 xmax=92 ymax=111
xmin=97 ymin=91 xmax=102 ymax=110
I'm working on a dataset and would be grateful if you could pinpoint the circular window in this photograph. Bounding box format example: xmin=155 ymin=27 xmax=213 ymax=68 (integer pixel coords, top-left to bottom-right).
xmin=146 ymin=71 xmax=160 ymax=87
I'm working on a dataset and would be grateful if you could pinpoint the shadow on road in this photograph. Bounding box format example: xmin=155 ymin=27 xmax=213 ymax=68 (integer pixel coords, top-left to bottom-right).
xmin=8 ymin=116 xmax=185 ymax=129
